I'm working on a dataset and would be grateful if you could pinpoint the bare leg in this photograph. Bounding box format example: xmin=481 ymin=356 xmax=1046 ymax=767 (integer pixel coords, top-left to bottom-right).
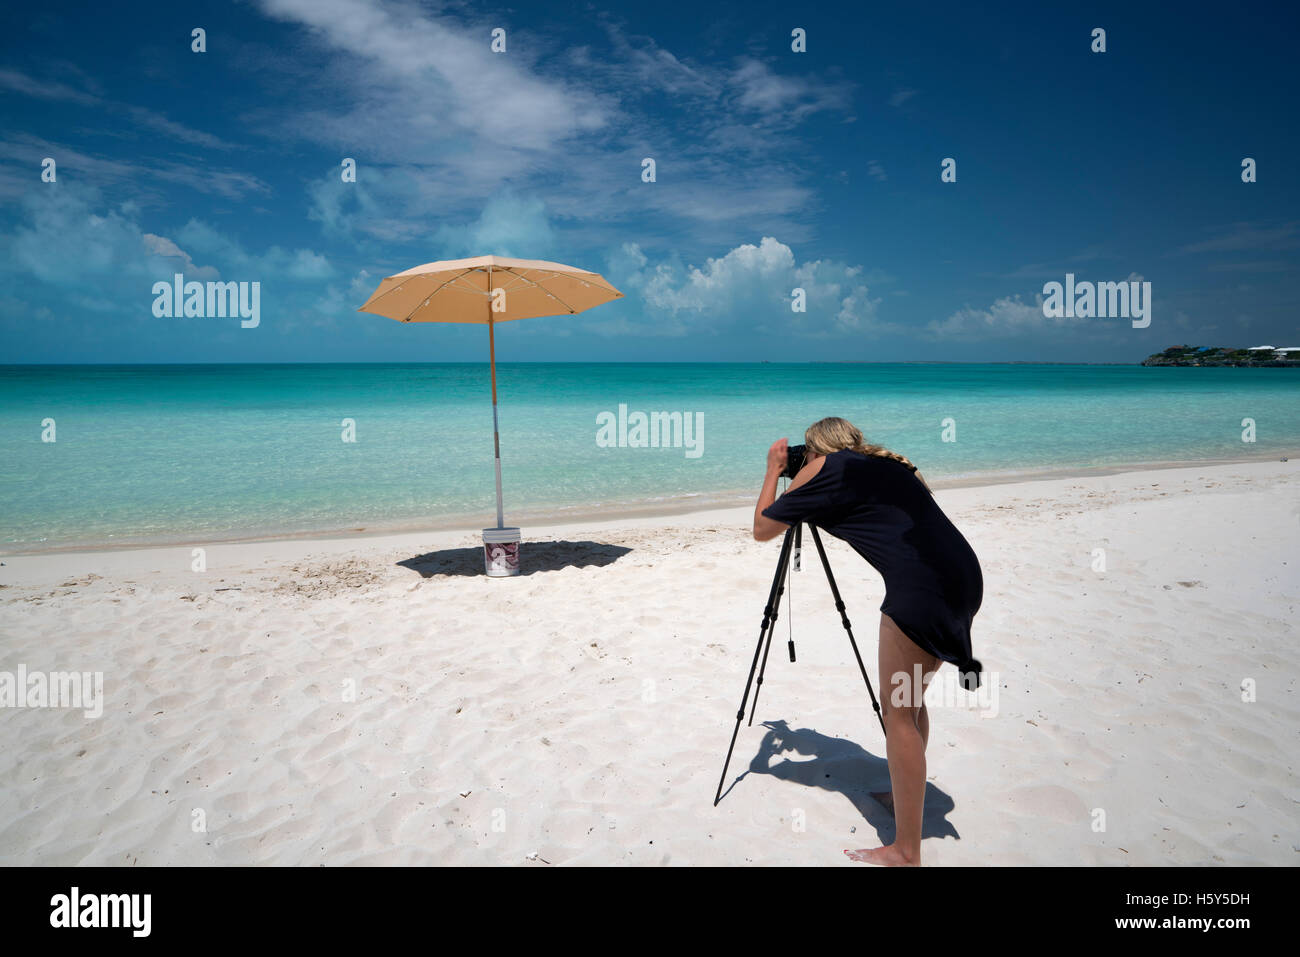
xmin=846 ymin=613 xmax=938 ymax=866
xmin=871 ymin=695 xmax=929 ymax=813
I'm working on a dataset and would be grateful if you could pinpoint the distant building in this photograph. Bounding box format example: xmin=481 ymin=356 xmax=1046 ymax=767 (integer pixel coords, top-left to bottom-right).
xmin=1142 ymin=344 xmax=1300 ymax=366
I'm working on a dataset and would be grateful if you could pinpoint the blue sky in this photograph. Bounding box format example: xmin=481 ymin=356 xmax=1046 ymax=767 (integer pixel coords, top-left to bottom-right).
xmin=1 ymin=0 xmax=1296 ymax=363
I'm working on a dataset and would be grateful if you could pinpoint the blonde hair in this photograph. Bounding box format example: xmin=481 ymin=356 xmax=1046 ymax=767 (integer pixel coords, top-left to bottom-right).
xmin=804 ymin=416 xmax=932 ymax=493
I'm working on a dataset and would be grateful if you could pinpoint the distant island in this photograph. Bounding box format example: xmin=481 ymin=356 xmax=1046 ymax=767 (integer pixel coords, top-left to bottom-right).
xmin=1142 ymin=345 xmax=1300 ymax=367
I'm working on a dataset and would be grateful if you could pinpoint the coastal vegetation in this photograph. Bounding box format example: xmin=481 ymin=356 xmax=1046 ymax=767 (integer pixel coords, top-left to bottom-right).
xmin=1142 ymin=345 xmax=1299 ymax=367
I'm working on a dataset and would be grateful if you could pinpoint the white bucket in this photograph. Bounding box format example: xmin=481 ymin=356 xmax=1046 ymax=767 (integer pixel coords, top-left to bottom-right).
xmin=482 ymin=526 xmax=522 ymax=577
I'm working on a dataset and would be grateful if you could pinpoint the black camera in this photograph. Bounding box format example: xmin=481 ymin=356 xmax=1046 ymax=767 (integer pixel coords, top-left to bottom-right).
xmin=783 ymin=444 xmax=807 ymax=479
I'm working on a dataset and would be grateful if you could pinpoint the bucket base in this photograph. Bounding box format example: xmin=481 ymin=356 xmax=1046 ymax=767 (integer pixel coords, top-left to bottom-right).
xmin=482 ymin=527 xmax=521 ymax=577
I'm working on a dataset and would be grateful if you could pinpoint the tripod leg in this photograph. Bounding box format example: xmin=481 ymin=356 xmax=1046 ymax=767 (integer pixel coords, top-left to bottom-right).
xmin=714 ymin=525 xmax=796 ymax=806
xmin=748 ymin=520 xmax=798 ymax=725
xmin=808 ymin=526 xmax=887 ymax=739
xmin=748 ymin=613 xmax=778 ymax=728
xmin=788 ymin=524 xmax=801 ymax=662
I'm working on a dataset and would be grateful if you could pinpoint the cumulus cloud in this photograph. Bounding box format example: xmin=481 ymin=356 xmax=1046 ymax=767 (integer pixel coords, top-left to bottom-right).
xmin=141 ymin=233 xmax=220 ymax=280
xmin=6 ymin=186 xmax=200 ymax=288
xmin=309 ymin=168 xmax=387 ymax=239
xmin=174 ymin=218 xmax=334 ymax=280
xmin=601 ymin=236 xmax=896 ymax=338
xmin=3 ymin=186 xmax=333 ymax=326
xmin=312 ymin=268 xmax=382 ymax=324
xmin=432 ymin=192 xmax=557 ymax=259
xmin=641 ymin=237 xmax=794 ymax=312
xmin=930 ymin=269 xmax=1166 ymax=342
xmin=0 ymin=186 xmax=230 ymax=323
xmin=925 ymin=295 xmax=1049 ymax=340
xmin=285 ymin=248 xmax=333 ymax=279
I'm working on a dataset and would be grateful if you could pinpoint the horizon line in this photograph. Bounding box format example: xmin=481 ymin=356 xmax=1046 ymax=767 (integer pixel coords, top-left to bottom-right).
xmin=0 ymin=359 xmax=1152 ymax=367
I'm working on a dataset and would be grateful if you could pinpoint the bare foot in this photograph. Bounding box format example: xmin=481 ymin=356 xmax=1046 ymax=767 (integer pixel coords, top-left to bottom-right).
xmin=844 ymin=844 xmax=918 ymax=866
xmin=870 ymin=790 xmax=895 ymax=813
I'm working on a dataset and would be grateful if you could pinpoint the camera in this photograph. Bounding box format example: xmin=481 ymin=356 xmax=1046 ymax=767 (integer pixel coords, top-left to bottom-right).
xmin=783 ymin=444 xmax=807 ymax=479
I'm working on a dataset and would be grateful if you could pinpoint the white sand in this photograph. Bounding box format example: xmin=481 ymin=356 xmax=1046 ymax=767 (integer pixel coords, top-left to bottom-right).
xmin=0 ymin=460 xmax=1296 ymax=866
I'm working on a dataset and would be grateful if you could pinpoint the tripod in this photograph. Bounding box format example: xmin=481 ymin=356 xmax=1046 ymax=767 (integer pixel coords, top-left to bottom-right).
xmin=713 ymin=521 xmax=887 ymax=806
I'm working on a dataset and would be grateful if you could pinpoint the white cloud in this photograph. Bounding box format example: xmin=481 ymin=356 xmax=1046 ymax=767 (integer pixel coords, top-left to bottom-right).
xmin=252 ymin=2 xmax=844 ymax=244
xmin=1 ymin=69 xmax=233 ymax=152
xmin=312 ymin=268 xmax=381 ymax=323
xmin=1175 ymin=221 xmax=1299 ymax=255
xmin=257 ymin=0 xmax=608 ymax=168
xmin=573 ymin=24 xmax=722 ymax=100
xmin=0 ymin=134 xmax=268 ymax=202
xmin=602 ymin=236 xmax=897 ymax=338
xmin=925 ymin=295 xmax=1055 ymax=340
xmin=0 ymin=68 xmax=98 ymax=104
xmin=175 ymin=218 xmax=334 ymax=280
xmin=432 ymin=192 xmax=557 ymax=258
xmin=286 ymin=248 xmax=333 ymax=279
xmin=141 ymin=233 xmax=220 ymax=280
xmin=125 ymin=107 xmax=232 ymax=151
xmin=7 ymin=186 xmax=193 ymax=286
xmin=729 ymin=58 xmax=850 ymax=121
xmin=643 ymin=237 xmax=794 ymax=311
xmin=2 ymin=185 xmax=333 ymax=323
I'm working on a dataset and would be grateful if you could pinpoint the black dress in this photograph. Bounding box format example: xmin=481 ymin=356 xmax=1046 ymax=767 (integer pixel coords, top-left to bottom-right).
xmin=762 ymin=449 xmax=984 ymax=689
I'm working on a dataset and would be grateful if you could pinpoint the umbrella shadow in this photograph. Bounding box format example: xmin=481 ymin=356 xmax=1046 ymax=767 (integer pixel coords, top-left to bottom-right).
xmin=720 ymin=719 xmax=959 ymax=845
xmin=397 ymin=539 xmax=632 ymax=578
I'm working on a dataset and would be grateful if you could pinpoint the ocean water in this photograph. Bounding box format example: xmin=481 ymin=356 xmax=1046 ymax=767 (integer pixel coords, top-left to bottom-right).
xmin=2 ymin=363 xmax=1297 ymax=550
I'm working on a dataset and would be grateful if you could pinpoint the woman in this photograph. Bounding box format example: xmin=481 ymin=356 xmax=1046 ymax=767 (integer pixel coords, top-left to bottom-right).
xmin=752 ymin=416 xmax=983 ymax=867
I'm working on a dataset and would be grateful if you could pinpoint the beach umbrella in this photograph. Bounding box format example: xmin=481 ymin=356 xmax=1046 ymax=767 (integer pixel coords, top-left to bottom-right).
xmin=357 ymin=255 xmax=623 ymax=538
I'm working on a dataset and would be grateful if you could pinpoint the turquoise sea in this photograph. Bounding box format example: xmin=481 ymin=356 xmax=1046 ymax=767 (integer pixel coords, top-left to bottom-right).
xmin=2 ymin=363 xmax=1297 ymax=551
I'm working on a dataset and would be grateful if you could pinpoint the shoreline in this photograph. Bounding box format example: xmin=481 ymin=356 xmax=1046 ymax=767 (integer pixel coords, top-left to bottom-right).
xmin=2 ymin=449 xmax=1293 ymax=559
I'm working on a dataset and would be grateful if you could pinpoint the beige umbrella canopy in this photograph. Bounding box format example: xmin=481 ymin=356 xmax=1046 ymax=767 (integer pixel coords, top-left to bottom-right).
xmin=358 ymin=255 xmax=623 ymax=324
xmin=357 ymin=255 xmax=623 ymax=530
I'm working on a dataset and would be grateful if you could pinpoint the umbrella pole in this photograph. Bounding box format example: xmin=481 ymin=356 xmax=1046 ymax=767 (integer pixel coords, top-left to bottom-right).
xmin=488 ymin=270 xmax=504 ymax=529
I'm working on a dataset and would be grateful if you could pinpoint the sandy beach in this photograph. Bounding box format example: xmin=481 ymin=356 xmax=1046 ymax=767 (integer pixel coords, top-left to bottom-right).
xmin=0 ymin=459 xmax=1296 ymax=866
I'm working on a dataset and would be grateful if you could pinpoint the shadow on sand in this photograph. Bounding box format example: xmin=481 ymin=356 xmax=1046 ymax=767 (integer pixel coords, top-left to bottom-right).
xmin=397 ymin=539 xmax=632 ymax=578
xmin=718 ymin=719 xmax=959 ymax=846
